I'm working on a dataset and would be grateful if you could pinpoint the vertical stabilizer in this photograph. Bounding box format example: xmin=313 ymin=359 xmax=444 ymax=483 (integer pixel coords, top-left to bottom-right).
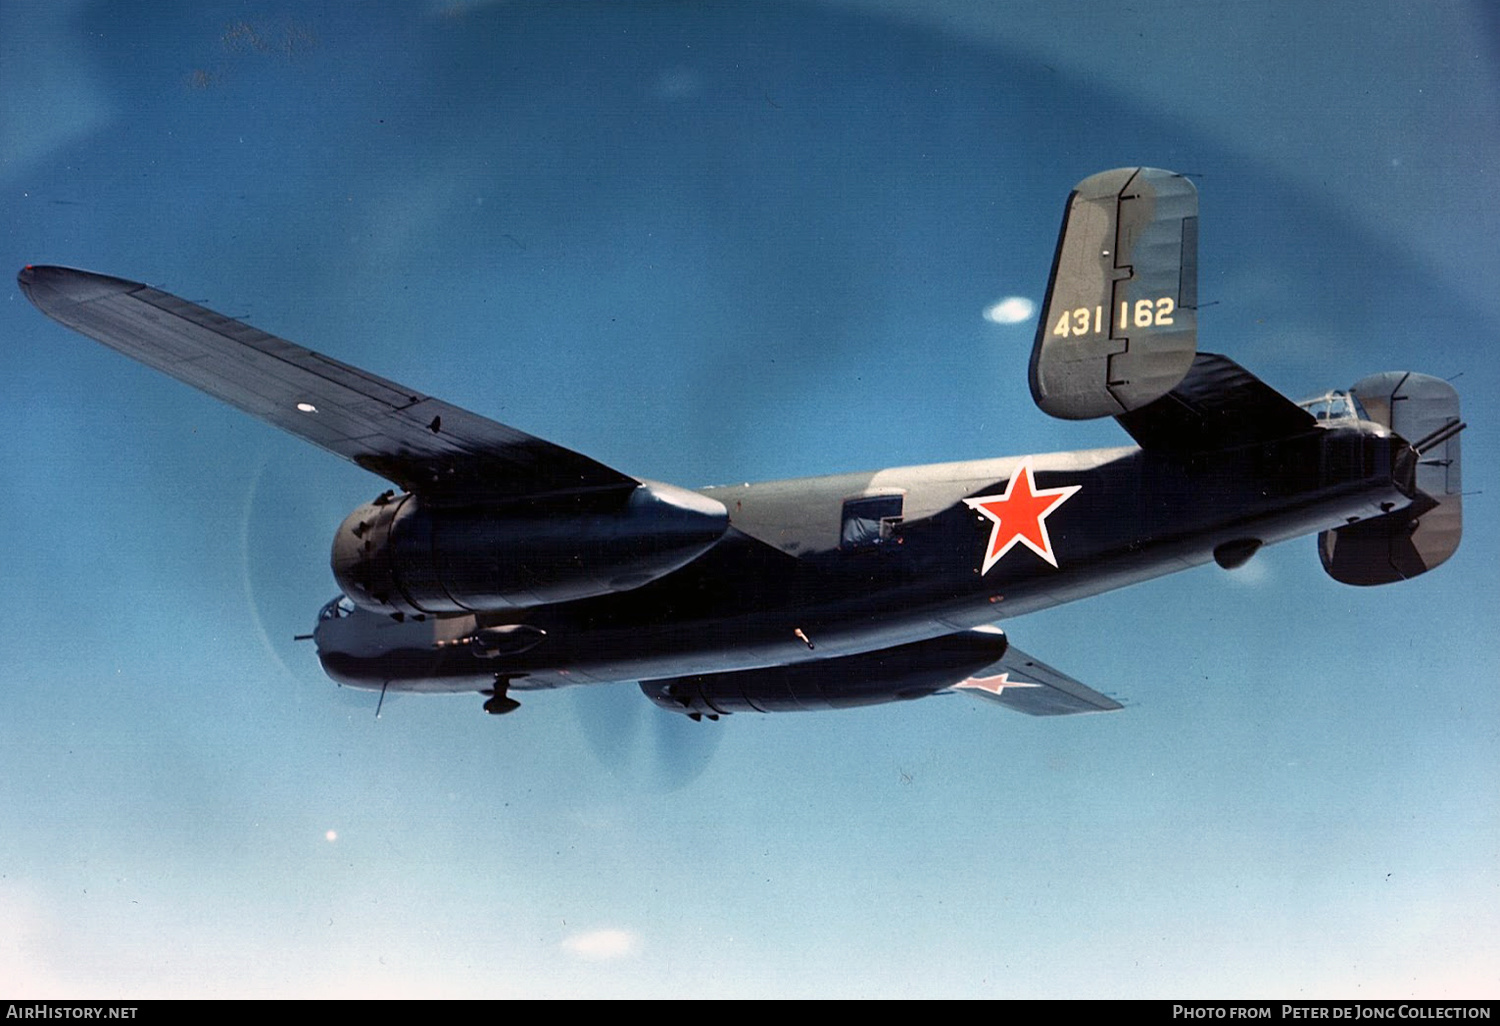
xmin=1030 ymin=167 xmax=1198 ymax=419
xmin=1319 ymin=373 xmax=1463 ymax=585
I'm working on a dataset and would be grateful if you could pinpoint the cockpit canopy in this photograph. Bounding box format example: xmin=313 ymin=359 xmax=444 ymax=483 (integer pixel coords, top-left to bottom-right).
xmin=1297 ymin=389 xmax=1368 ymax=423
xmin=319 ymin=595 xmax=357 ymax=621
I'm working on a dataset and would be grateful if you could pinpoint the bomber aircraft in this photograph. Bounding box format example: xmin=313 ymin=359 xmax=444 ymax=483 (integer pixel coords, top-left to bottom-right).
xmin=19 ymin=168 xmax=1464 ymax=720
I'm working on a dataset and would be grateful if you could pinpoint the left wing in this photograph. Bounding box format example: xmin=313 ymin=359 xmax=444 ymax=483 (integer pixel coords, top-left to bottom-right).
xmin=18 ymin=265 xmax=639 ymax=503
xmin=949 ymin=641 xmax=1123 ymax=716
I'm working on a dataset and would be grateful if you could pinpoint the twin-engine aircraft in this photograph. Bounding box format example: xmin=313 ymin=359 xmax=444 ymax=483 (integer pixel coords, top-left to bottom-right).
xmin=20 ymin=168 xmax=1464 ymax=720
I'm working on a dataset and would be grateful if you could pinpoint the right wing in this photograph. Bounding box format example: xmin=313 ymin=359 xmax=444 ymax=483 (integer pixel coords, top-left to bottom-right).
xmin=950 ymin=641 xmax=1123 ymax=716
xmin=18 ymin=265 xmax=639 ymax=503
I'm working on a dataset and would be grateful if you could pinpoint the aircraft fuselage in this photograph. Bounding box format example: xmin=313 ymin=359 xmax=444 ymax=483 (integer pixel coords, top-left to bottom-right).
xmin=313 ymin=416 xmax=1411 ymax=694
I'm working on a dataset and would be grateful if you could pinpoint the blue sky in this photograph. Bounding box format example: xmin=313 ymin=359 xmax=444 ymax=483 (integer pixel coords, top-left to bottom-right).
xmin=1 ymin=0 xmax=1496 ymax=998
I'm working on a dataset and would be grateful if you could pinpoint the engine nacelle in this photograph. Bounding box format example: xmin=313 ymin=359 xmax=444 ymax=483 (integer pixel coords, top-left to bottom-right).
xmin=640 ymin=630 xmax=1010 ymax=716
xmin=332 ymin=481 xmax=728 ymax=616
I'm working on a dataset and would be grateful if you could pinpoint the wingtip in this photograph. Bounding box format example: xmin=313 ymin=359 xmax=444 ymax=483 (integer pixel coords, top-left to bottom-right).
xmin=17 ymin=264 xmax=52 ymax=305
xmin=18 ymin=265 xmax=142 ymax=307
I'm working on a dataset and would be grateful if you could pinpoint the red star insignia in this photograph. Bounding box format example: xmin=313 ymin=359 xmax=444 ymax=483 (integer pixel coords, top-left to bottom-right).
xmin=963 ymin=459 xmax=1081 ymax=573
xmin=953 ymin=673 xmax=1041 ymax=696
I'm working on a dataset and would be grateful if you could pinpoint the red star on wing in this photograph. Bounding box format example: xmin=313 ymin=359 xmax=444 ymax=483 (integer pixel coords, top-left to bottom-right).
xmin=952 ymin=673 xmax=1040 ymax=696
xmin=963 ymin=459 xmax=1081 ymax=573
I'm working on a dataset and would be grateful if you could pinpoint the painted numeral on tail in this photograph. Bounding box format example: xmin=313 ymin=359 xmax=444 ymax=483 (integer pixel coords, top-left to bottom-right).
xmin=1118 ymin=297 xmax=1177 ymax=330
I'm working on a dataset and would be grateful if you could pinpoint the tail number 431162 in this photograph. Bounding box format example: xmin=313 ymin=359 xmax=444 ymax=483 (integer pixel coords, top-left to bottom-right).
xmin=1052 ymin=298 xmax=1176 ymax=338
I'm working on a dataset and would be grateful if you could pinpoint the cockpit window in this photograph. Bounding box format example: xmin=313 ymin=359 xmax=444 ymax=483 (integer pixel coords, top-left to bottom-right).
xmin=1297 ymin=389 xmax=1367 ymax=423
xmin=319 ymin=595 xmax=356 ymax=621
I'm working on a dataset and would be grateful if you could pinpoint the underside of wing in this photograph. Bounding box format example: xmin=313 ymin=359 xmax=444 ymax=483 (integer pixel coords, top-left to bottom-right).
xmin=1114 ymin=351 xmax=1316 ymax=453
xmin=18 ymin=265 xmax=638 ymax=503
xmin=638 ymin=628 xmax=1127 ymax=719
xmin=950 ymin=642 xmax=1123 ymax=716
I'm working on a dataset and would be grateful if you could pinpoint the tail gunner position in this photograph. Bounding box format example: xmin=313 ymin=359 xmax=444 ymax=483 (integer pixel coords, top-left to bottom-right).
xmin=19 ymin=168 xmax=1463 ymax=720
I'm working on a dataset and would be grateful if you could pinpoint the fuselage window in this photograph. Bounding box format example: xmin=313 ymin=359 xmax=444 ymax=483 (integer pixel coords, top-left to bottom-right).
xmin=841 ymin=494 xmax=904 ymax=549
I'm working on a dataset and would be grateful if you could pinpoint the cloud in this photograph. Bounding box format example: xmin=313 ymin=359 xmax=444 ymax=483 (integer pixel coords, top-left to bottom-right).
xmin=0 ymin=883 xmax=69 ymax=993
xmin=1224 ymin=556 xmax=1271 ymax=587
xmin=561 ymin=928 xmax=641 ymax=961
xmin=0 ymin=0 xmax=109 ymax=184
xmin=431 ymin=0 xmax=510 ymax=17
xmin=653 ymin=67 xmax=701 ymax=99
xmin=982 ymin=296 xmax=1035 ymax=325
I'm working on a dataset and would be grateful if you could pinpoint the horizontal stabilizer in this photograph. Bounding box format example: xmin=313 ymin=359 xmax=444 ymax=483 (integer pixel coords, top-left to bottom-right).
xmin=1320 ymin=372 xmax=1462 ymax=585
xmin=949 ymin=642 xmax=1122 ymax=716
xmin=1115 ymin=352 xmax=1316 ymax=453
xmin=17 ymin=265 xmax=638 ymax=503
xmin=1030 ymin=167 xmax=1198 ymax=420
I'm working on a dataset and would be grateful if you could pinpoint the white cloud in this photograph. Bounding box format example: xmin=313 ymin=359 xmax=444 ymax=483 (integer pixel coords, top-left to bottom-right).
xmin=430 ymin=0 xmax=510 ymax=16
xmin=561 ymin=928 xmax=641 ymax=961
xmin=653 ymin=67 xmax=701 ymax=99
xmin=0 ymin=0 xmax=110 ymax=185
xmin=982 ymin=296 xmax=1035 ymax=325
xmin=1224 ymin=556 xmax=1271 ymax=587
xmin=0 ymin=883 xmax=69 ymax=994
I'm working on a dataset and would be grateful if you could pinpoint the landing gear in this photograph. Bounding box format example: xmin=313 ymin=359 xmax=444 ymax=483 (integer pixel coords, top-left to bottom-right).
xmin=482 ymin=676 xmax=520 ymax=715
